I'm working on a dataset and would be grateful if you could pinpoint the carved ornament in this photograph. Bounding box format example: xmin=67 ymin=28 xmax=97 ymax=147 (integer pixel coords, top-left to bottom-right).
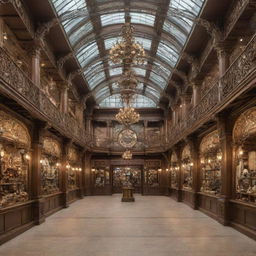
xmin=0 ymin=110 xmax=30 ymax=146
xmin=233 ymin=107 xmax=256 ymax=144
xmin=42 ymin=137 xmax=61 ymax=158
xmin=200 ymin=130 xmax=220 ymax=154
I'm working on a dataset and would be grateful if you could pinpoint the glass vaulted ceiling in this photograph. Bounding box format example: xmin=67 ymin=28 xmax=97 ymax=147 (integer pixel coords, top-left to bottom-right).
xmin=51 ymin=0 xmax=205 ymax=108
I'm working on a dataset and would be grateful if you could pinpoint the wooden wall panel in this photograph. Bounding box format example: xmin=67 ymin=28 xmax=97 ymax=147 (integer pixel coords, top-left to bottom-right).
xmin=230 ymin=201 xmax=256 ymax=239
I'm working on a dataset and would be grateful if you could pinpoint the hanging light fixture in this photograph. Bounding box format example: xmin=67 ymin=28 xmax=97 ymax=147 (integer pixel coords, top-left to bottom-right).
xmin=116 ymin=107 xmax=140 ymax=126
xmin=109 ymin=19 xmax=145 ymax=65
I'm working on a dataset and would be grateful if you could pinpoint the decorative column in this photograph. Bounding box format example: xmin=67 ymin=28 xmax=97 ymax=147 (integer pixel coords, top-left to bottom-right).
xmin=143 ymin=120 xmax=148 ymax=141
xmin=174 ymin=145 xmax=182 ymax=202
xmin=181 ymin=93 xmax=192 ymax=120
xmin=216 ymin=44 xmax=229 ymax=101
xmin=75 ymin=103 xmax=84 ymax=127
xmin=186 ymin=136 xmax=200 ymax=209
xmin=61 ymin=138 xmax=72 ymax=208
xmin=31 ymin=120 xmax=47 ymax=225
xmin=192 ymin=81 xmax=201 ymax=107
xmin=83 ymin=151 xmax=92 ymax=196
xmin=60 ymin=84 xmax=69 ymax=113
xmin=216 ymin=113 xmax=233 ymax=225
xmin=31 ymin=46 xmax=41 ymax=88
xmin=0 ymin=18 xmax=4 ymax=48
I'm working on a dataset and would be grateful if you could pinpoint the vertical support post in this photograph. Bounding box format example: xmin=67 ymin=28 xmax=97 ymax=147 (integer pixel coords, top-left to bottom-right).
xmin=192 ymin=82 xmax=201 ymax=107
xmin=216 ymin=113 xmax=233 ymax=225
xmin=31 ymin=46 xmax=41 ymax=88
xmin=216 ymin=44 xmax=229 ymax=102
xmin=174 ymin=145 xmax=182 ymax=202
xmin=0 ymin=18 xmax=4 ymax=48
xmin=187 ymin=136 xmax=200 ymax=209
xmin=31 ymin=120 xmax=47 ymax=225
xmin=61 ymin=139 xmax=72 ymax=208
xmin=60 ymin=84 xmax=69 ymax=113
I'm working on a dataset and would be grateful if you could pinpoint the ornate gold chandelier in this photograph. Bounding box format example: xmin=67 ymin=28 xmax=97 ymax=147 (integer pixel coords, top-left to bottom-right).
xmin=109 ymin=20 xmax=145 ymax=65
xmin=115 ymin=107 xmax=140 ymax=126
xmin=119 ymin=70 xmax=137 ymax=106
xmin=122 ymin=150 xmax=133 ymax=160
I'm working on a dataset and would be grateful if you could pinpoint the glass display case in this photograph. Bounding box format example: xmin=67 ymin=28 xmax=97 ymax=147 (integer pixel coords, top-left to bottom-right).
xmin=170 ymin=153 xmax=179 ymax=188
xmin=67 ymin=147 xmax=82 ymax=190
xmin=0 ymin=110 xmax=30 ymax=208
xmin=181 ymin=145 xmax=193 ymax=190
xmin=233 ymin=107 xmax=256 ymax=204
xmin=94 ymin=168 xmax=105 ymax=187
xmin=199 ymin=130 xmax=222 ymax=195
xmin=41 ymin=137 xmax=61 ymax=195
xmin=146 ymin=169 xmax=159 ymax=187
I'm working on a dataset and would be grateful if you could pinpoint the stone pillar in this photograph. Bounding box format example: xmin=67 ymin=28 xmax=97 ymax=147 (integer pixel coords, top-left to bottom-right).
xmin=186 ymin=137 xmax=200 ymax=209
xmin=174 ymin=145 xmax=182 ymax=202
xmin=84 ymin=152 xmax=92 ymax=195
xmin=61 ymin=139 xmax=72 ymax=208
xmin=60 ymin=84 xmax=69 ymax=113
xmin=181 ymin=94 xmax=192 ymax=119
xmin=0 ymin=18 xmax=4 ymax=48
xmin=31 ymin=46 xmax=41 ymax=88
xmin=192 ymin=82 xmax=201 ymax=107
xmin=216 ymin=113 xmax=233 ymax=225
xmin=143 ymin=120 xmax=148 ymax=141
xmin=75 ymin=103 xmax=84 ymax=127
xmin=31 ymin=120 xmax=47 ymax=225
xmin=216 ymin=44 xmax=229 ymax=102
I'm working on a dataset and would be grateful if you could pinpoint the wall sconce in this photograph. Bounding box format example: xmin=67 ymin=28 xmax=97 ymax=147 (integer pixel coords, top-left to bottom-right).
xmin=25 ymin=154 xmax=30 ymax=160
xmin=158 ymin=168 xmax=162 ymax=172
xmin=91 ymin=168 xmax=95 ymax=172
xmin=40 ymin=159 xmax=43 ymax=164
xmin=56 ymin=162 xmax=61 ymax=167
xmin=166 ymin=168 xmax=169 ymax=172
xmin=189 ymin=162 xmax=193 ymax=167
xmin=239 ymin=150 xmax=243 ymax=156
xmin=66 ymin=164 xmax=71 ymax=169
xmin=78 ymin=168 xmax=82 ymax=172
xmin=0 ymin=149 xmax=4 ymax=158
xmin=208 ymin=159 xmax=211 ymax=163
xmin=3 ymin=32 xmax=8 ymax=41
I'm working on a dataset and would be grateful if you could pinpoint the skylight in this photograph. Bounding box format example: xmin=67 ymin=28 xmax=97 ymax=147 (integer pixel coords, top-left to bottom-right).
xmin=76 ymin=42 xmax=99 ymax=67
xmin=101 ymin=13 xmax=125 ymax=26
xmin=99 ymin=94 xmax=156 ymax=108
xmin=130 ymin=12 xmax=156 ymax=26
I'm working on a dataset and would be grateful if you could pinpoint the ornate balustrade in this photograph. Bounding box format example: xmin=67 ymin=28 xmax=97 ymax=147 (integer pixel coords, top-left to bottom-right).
xmin=168 ymin=33 xmax=256 ymax=147
xmin=0 ymin=47 xmax=91 ymax=147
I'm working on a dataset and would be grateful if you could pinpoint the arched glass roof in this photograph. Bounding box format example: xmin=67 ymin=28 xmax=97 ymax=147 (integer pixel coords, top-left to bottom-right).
xmin=51 ymin=0 xmax=206 ymax=108
xmin=99 ymin=94 xmax=156 ymax=108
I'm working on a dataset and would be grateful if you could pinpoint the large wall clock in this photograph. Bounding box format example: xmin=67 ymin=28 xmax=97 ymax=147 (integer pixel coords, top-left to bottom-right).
xmin=118 ymin=129 xmax=137 ymax=148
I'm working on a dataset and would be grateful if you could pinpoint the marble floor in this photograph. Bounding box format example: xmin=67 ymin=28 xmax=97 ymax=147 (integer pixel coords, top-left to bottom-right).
xmin=0 ymin=195 xmax=255 ymax=256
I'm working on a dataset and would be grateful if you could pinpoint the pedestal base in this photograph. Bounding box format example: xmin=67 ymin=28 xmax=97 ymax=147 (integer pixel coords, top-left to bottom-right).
xmin=121 ymin=187 xmax=135 ymax=202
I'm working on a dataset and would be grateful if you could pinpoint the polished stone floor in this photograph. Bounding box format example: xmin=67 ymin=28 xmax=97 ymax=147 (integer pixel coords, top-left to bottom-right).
xmin=0 ymin=195 xmax=255 ymax=256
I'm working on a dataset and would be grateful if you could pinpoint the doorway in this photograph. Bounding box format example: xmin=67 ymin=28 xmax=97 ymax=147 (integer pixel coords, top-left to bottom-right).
xmin=112 ymin=166 xmax=143 ymax=193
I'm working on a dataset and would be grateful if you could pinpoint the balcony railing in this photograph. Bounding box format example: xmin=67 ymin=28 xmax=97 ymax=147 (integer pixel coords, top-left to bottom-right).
xmin=168 ymin=33 xmax=256 ymax=147
xmin=0 ymin=47 xmax=91 ymax=147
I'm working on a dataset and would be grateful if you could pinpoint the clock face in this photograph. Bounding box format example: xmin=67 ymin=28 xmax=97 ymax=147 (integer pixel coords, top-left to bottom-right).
xmin=118 ymin=129 xmax=137 ymax=148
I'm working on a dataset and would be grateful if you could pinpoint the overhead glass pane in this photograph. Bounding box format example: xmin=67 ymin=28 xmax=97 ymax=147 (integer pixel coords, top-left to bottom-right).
xmin=156 ymin=41 xmax=179 ymax=67
xmin=111 ymin=82 xmax=119 ymax=90
xmin=84 ymin=61 xmax=104 ymax=78
xmin=130 ymin=12 xmax=156 ymax=27
xmin=99 ymin=94 xmax=156 ymax=108
xmin=149 ymin=72 xmax=166 ymax=89
xmin=95 ymin=87 xmax=110 ymax=99
xmin=69 ymin=20 xmax=93 ymax=45
xmin=145 ymin=86 xmax=161 ymax=98
xmin=163 ymin=20 xmax=187 ymax=45
xmin=51 ymin=0 xmax=86 ymax=15
xmin=133 ymin=68 xmax=146 ymax=77
xmin=152 ymin=62 xmax=171 ymax=79
xmin=109 ymin=67 xmax=122 ymax=76
xmin=134 ymin=37 xmax=152 ymax=51
xmin=104 ymin=37 xmax=121 ymax=50
xmin=101 ymin=13 xmax=125 ymax=26
xmin=63 ymin=17 xmax=85 ymax=33
xmin=86 ymin=71 xmax=105 ymax=90
xmin=169 ymin=0 xmax=204 ymax=16
xmin=76 ymin=42 xmax=99 ymax=67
